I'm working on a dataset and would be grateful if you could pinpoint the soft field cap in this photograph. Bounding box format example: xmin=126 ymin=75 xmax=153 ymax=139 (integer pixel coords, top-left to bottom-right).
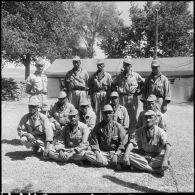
xmin=73 ymin=56 xmax=81 ymax=61
xmin=123 ymin=57 xmax=132 ymax=65
xmin=35 ymin=57 xmax=45 ymax=66
xmin=97 ymin=59 xmax=104 ymax=64
xmin=58 ymin=91 xmax=67 ymax=98
xmin=151 ymin=60 xmax=160 ymax=67
xmin=110 ymin=91 xmax=119 ymax=97
xmin=102 ymin=104 xmax=113 ymax=112
xmin=28 ymin=96 xmax=40 ymax=106
xmin=69 ymin=109 xmax=79 ymax=116
xmin=79 ymin=99 xmax=89 ymax=106
xmin=144 ymin=110 xmax=156 ymax=116
xmin=146 ymin=94 xmax=157 ymax=102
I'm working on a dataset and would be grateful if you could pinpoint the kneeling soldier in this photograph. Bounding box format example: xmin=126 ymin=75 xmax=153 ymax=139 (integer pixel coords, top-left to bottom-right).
xmin=48 ymin=109 xmax=90 ymax=163
xmin=17 ymin=96 xmax=53 ymax=159
xmin=84 ymin=104 xmax=126 ymax=169
xmin=123 ymin=110 xmax=171 ymax=176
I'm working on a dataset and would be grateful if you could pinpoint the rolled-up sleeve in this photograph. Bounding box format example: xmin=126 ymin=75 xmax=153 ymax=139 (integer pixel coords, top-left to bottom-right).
xmin=164 ymin=77 xmax=171 ymax=102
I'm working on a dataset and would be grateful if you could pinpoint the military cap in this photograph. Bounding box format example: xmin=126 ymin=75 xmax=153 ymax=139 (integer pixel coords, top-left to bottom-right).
xmin=58 ymin=91 xmax=67 ymax=99
xmin=123 ymin=57 xmax=132 ymax=65
xmin=151 ymin=59 xmax=160 ymax=67
xmin=102 ymin=104 xmax=113 ymax=112
xmin=73 ymin=56 xmax=81 ymax=61
xmin=144 ymin=110 xmax=156 ymax=116
xmin=146 ymin=94 xmax=157 ymax=102
xmin=42 ymin=100 xmax=50 ymax=111
xmin=79 ymin=99 xmax=89 ymax=106
xmin=97 ymin=59 xmax=104 ymax=64
xmin=35 ymin=57 xmax=45 ymax=66
xmin=110 ymin=91 xmax=119 ymax=97
xmin=28 ymin=96 xmax=40 ymax=106
xmin=69 ymin=109 xmax=79 ymax=116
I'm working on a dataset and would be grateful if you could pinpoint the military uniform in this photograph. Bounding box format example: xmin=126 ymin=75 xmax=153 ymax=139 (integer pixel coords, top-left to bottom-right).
xmin=90 ymin=60 xmax=112 ymax=123
xmin=25 ymin=58 xmax=48 ymax=108
xmin=17 ymin=112 xmax=53 ymax=152
xmin=84 ymin=105 xmax=126 ymax=167
xmin=126 ymin=110 xmax=171 ymax=172
xmin=142 ymin=60 xmax=171 ymax=113
xmin=64 ymin=57 xmax=89 ymax=109
xmin=112 ymin=58 xmax=144 ymax=133
xmin=48 ymin=121 xmax=90 ymax=162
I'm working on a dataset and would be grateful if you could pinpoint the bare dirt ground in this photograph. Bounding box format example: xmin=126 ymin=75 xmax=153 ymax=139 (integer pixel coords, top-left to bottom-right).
xmin=1 ymin=98 xmax=194 ymax=193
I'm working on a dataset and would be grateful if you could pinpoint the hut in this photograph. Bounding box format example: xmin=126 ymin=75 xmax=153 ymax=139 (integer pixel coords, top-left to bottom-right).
xmin=45 ymin=57 xmax=193 ymax=102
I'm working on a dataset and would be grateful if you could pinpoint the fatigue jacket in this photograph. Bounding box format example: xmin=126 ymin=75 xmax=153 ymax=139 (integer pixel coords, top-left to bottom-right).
xmin=17 ymin=112 xmax=53 ymax=142
xmin=64 ymin=68 xmax=89 ymax=91
xmin=79 ymin=109 xmax=96 ymax=132
xmin=137 ymin=109 xmax=168 ymax=131
xmin=129 ymin=125 xmax=170 ymax=154
xmin=112 ymin=70 xmax=144 ymax=95
xmin=90 ymin=72 xmax=112 ymax=93
xmin=143 ymin=72 xmax=171 ymax=101
xmin=49 ymin=102 xmax=75 ymax=125
xmin=25 ymin=71 xmax=47 ymax=95
xmin=57 ymin=121 xmax=90 ymax=150
xmin=90 ymin=120 xmax=126 ymax=152
xmin=111 ymin=104 xmax=129 ymax=129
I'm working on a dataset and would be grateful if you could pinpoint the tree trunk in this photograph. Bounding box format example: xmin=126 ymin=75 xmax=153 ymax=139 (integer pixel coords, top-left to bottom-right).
xmin=24 ymin=54 xmax=31 ymax=80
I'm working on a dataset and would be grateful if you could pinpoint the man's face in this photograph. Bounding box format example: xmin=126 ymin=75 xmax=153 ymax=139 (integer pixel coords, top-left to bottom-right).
xmin=145 ymin=115 xmax=156 ymax=128
xmin=58 ymin=97 xmax=66 ymax=105
xmin=103 ymin=111 xmax=113 ymax=122
xmin=28 ymin=105 xmax=39 ymax=115
xmin=36 ymin=65 xmax=44 ymax=73
xmin=151 ymin=66 xmax=160 ymax=75
xmin=123 ymin=63 xmax=131 ymax=72
xmin=69 ymin=114 xmax=79 ymax=126
xmin=97 ymin=63 xmax=104 ymax=72
xmin=111 ymin=96 xmax=119 ymax=106
xmin=147 ymin=101 xmax=156 ymax=110
xmin=80 ymin=105 xmax=88 ymax=115
xmin=73 ymin=60 xmax=81 ymax=70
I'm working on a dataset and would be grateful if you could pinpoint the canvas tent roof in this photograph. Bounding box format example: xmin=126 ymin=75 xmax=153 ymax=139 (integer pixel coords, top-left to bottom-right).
xmin=45 ymin=57 xmax=193 ymax=78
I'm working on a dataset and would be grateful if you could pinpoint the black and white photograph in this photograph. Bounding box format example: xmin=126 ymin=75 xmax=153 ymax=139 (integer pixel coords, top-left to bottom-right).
xmin=1 ymin=1 xmax=194 ymax=193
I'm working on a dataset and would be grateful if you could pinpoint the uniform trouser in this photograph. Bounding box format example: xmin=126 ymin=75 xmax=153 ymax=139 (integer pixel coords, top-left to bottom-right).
xmin=92 ymin=91 xmax=107 ymax=124
xmin=68 ymin=90 xmax=89 ymax=109
xmin=20 ymin=136 xmax=45 ymax=152
xmin=48 ymin=144 xmax=89 ymax=162
xmin=119 ymin=94 xmax=138 ymax=134
xmin=84 ymin=150 xmax=167 ymax=172
xmin=30 ymin=94 xmax=48 ymax=111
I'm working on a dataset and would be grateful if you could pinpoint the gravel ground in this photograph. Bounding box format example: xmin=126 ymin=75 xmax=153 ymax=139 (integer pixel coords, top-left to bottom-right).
xmin=1 ymin=98 xmax=194 ymax=193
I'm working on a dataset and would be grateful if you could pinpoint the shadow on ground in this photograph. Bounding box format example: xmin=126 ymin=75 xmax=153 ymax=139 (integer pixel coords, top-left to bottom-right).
xmin=11 ymin=183 xmax=43 ymax=193
xmin=5 ymin=151 xmax=34 ymax=161
xmin=2 ymin=139 xmax=22 ymax=146
xmin=103 ymin=175 xmax=166 ymax=193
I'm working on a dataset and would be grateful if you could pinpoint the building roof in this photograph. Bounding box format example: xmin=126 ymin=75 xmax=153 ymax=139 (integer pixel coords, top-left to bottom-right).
xmin=45 ymin=57 xmax=193 ymax=78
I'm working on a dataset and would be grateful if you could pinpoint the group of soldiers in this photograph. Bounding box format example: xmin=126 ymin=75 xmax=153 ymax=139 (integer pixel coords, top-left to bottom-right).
xmin=17 ymin=56 xmax=171 ymax=176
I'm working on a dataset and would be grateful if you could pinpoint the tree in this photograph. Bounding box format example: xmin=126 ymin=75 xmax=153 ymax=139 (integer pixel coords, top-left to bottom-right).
xmin=1 ymin=1 xmax=80 ymax=79
xmin=72 ymin=2 xmax=124 ymax=58
xmin=99 ymin=1 xmax=194 ymax=58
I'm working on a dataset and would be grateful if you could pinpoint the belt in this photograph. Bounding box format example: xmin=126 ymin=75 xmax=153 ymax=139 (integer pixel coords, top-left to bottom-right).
xmin=118 ymin=92 xmax=135 ymax=96
xmin=72 ymin=86 xmax=88 ymax=91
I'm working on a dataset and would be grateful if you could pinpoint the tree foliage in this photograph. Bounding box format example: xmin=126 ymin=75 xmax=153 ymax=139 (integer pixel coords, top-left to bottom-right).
xmin=72 ymin=2 xmax=124 ymax=58
xmin=99 ymin=1 xmax=194 ymax=58
xmin=1 ymin=1 xmax=81 ymax=78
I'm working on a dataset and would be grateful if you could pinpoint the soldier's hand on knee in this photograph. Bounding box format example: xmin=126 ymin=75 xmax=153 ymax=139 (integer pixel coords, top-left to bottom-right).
xmin=123 ymin=153 xmax=130 ymax=166
xmin=162 ymin=160 xmax=169 ymax=171
xmin=110 ymin=154 xmax=118 ymax=168
xmin=96 ymin=153 xmax=104 ymax=165
xmin=26 ymin=133 xmax=36 ymax=143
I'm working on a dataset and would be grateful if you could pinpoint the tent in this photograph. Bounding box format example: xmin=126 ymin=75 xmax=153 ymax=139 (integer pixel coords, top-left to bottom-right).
xmin=45 ymin=57 xmax=193 ymax=101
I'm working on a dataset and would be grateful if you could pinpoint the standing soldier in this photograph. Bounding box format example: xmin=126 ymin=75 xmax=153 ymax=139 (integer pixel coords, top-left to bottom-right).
xmin=110 ymin=91 xmax=129 ymax=132
xmin=112 ymin=57 xmax=144 ymax=134
xmin=79 ymin=99 xmax=96 ymax=133
xmin=142 ymin=59 xmax=171 ymax=113
xmin=25 ymin=57 xmax=48 ymax=110
xmin=17 ymin=96 xmax=53 ymax=159
xmin=64 ymin=56 xmax=89 ymax=109
xmin=89 ymin=59 xmax=112 ymax=123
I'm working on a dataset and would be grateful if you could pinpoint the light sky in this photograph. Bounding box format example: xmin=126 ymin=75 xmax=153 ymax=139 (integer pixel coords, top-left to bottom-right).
xmin=94 ymin=1 xmax=194 ymax=58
